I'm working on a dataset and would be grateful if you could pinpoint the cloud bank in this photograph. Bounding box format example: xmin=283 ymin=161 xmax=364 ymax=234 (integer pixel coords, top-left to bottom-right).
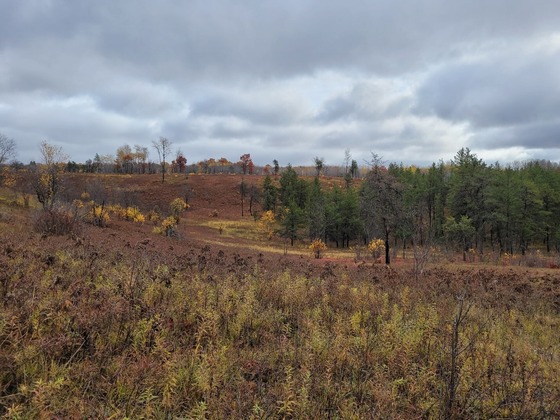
xmin=1 ymin=0 xmax=559 ymax=166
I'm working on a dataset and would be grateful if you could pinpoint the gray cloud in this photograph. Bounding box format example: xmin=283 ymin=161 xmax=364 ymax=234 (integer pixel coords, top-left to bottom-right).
xmin=317 ymin=80 xmax=412 ymax=123
xmin=190 ymin=90 xmax=308 ymax=127
xmin=1 ymin=1 xmax=560 ymax=166
xmin=415 ymin=41 xmax=560 ymax=155
xmin=416 ymin=50 xmax=560 ymax=128
xmin=470 ymin=119 xmax=560 ymax=150
xmin=5 ymin=1 xmax=560 ymax=80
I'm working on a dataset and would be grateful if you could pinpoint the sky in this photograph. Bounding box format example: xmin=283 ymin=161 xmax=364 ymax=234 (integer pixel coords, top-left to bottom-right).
xmin=1 ymin=1 xmax=560 ymax=167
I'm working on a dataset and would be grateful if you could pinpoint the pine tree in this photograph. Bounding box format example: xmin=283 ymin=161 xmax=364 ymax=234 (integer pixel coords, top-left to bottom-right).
xmin=262 ymin=175 xmax=277 ymax=212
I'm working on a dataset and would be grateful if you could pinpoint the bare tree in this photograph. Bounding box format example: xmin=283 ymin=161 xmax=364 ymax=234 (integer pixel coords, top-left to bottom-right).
xmin=0 ymin=134 xmax=16 ymax=165
xmin=152 ymin=137 xmax=172 ymax=183
xmin=342 ymin=149 xmax=353 ymax=187
xmin=134 ymin=145 xmax=149 ymax=173
xmin=411 ymin=228 xmax=433 ymax=280
xmin=343 ymin=149 xmax=351 ymax=173
xmin=444 ymin=296 xmax=473 ymax=419
xmin=239 ymin=178 xmax=247 ymax=216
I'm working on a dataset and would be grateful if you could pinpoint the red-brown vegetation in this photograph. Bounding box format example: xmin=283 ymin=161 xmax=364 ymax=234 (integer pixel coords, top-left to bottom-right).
xmin=0 ymin=173 xmax=559 ymax=418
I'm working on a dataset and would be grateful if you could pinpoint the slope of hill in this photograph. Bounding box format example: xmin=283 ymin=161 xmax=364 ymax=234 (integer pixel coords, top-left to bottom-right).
xmin=0 ymin=173 xmax=559 ymax=418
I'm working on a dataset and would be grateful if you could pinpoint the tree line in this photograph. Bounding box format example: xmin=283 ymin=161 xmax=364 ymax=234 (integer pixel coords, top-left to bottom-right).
xmin=55 ymin=141 xmax=261 ymax=177
xmin=2 ymin=135 xmax=560 ymax=260
xmin=261 ymin=148 xmax=560 ymax=262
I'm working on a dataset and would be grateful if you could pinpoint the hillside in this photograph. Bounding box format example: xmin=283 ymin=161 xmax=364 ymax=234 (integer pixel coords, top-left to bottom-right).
xmin=0 ymin=173 xmax=559 ymax=418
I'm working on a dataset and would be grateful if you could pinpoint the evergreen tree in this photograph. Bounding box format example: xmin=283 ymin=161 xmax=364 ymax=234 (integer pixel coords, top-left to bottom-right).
xmin=314 ymin=156 xmax=325 ymax=177
xmin=517 ymin=175 xmax=544 ymax=255
xmin=426 ymin=161 xmax=448 ymax=237
xmin=338 ymin=187 xmax=362 ymax=248
xmin=326 ymin=186 xmax=343 ymax=247
xmin=524 ymin=161 xmax=560 ymax=252
xmin=279 ymin=201 xmax=305 ymax=246
xmin=262 ymin=175 xmax=277 ymax=212
xmin=486 ymin=165 xmax=522 ymax=254
xmin=443 ymin=215 xmax=476 ymax=261
xmin=279 ymin=165 xmax=307 ymax=209
xmin=308 ymin=177 xmax=326 ymax=240
xmin=448 ymin=148 xmax=489 ymax=251
xmin=325 ymin=186 xmax=361 ymax=248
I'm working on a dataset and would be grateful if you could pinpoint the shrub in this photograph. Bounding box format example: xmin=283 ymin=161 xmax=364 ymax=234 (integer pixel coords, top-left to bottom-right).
xmin=72 ymin=199 xmax=84 ymax=209
xmin=33 ymin=206 xmax=80 ymax=236
xmin=352 ymin=245 xmax=365 ymax=261
xmin=153 ymin=216 xmax=178 ymax=237
xmin=147 ymin=208 xmax=161 ymax=224
xmin=1 ymin=166 xmax=17 ymax=188
xmin=309 ymin=239 xmax=327 ymax=259
xmin=123 ymin=206 xmax=145 ymax=223
xmin=86 ymin=201 xmax=110 ymax=227
xmin=107 ymin=204 xmax=125 ymax=219
xmin=368 ymin=238 xmax=385 ymax=262
xmin=170 ymin=198 xmax=189 ymax=223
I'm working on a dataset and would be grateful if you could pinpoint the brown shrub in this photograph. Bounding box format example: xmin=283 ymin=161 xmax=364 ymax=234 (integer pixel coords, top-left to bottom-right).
xmin=33 ymin=206 xmax=81 ymax=236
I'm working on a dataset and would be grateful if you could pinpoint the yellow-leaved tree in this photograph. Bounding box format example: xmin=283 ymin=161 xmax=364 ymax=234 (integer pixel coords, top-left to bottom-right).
xmin=258 ymin=210 xmax=276 ymax=240
xmin=33 ymin=141 xmax=68 ymax=210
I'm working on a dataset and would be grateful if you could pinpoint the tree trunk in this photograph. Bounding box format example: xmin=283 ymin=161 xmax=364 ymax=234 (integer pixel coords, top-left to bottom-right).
xmin=385 ymin=228 xmax=391 ymax=265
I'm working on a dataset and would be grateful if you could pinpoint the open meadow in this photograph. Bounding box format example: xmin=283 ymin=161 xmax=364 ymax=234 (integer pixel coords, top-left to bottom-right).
xmin=1 ymin=173 xmax=559 ymax=418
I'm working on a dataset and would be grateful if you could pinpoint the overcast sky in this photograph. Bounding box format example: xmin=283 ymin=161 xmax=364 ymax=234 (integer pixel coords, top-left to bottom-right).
xmin=1 ymin=1 xmax=560 ymax=167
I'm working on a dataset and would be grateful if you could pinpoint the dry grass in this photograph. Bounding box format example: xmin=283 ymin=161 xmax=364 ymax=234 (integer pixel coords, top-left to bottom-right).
xmin=201 ymin=219 xmax=263 ymax=241
xmin=1 ymin=224 xmax=558 ymax=418
xmin=1 ymin=174 xmax=559 ymax=418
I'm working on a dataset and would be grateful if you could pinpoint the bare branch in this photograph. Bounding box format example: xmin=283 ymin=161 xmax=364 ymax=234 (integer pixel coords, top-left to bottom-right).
xmin=152 ymin=137 xmax=172 ymax=182
xmin=0 ymin=134 xmax=16 ymax=165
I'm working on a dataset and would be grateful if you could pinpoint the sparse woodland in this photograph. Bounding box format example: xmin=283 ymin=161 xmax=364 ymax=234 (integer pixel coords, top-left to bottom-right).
xmin=0 ymin=145 xmax=559 ymax=418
